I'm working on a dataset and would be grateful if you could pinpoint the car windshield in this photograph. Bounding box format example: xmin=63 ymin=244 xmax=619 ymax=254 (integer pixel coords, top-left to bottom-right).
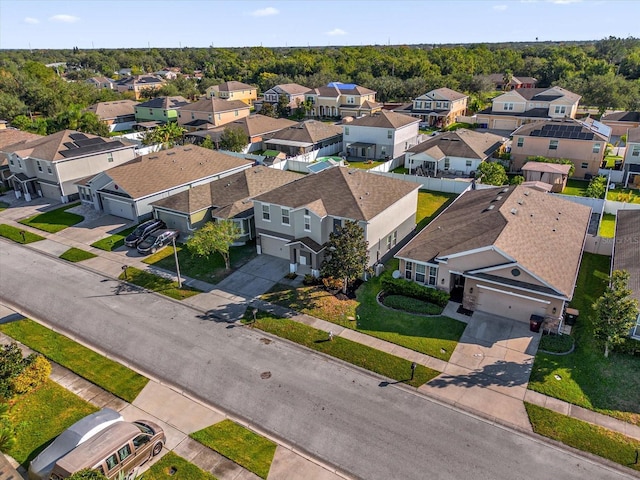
xmin=139 ymin=234 xmax=158 ymax=246
xmin=132 ymin=226 xmax=146 ymax=236
xmin=133 ymin=422 xmax=155 ymax=435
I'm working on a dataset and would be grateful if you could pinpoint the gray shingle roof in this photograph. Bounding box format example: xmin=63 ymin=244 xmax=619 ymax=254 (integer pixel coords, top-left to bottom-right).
xmin=266 ymin=120 xmax=342 ymax=144
xmin=86 ymin=100 xmax=138 ymax=120
xmin=613 ymin=210 xmax=640 ymax=304
xmin=347 ymin=110 xmax=418 ymax=129
xmin=136 ymin=96 xmax=190 ymax=109
xmin=211 ymin=81 xmax=256 ymax=92
xmin=406 ymin=129 xmax=506 ymax=160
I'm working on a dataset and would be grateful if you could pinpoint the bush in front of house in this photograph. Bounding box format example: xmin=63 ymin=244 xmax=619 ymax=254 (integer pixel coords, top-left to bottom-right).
xmin=383 ymin=295 xmax=444 ymax=315
xmin=381 ymin=277 xmax=450 ymax=307
xmin=0 ymin=343 xmax=51 ymax=399
xmin=10 ymin=355 xmax=52 ymax=395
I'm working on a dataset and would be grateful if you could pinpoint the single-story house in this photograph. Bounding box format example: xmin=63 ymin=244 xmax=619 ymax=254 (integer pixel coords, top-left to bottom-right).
xmin=395 ymin=185 xmax=591 ymax=324
xmin=612 ymin=210 xmax=640 ymax=340
xmin=521 ymin=161 xmax=571 ymax=193
xmin=263 ymin=120 xmax=343 ymax=158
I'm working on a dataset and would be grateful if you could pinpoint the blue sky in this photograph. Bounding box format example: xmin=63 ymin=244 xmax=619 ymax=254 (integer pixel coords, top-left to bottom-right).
xmin=0 ymin=0 xmax=635 ymax=50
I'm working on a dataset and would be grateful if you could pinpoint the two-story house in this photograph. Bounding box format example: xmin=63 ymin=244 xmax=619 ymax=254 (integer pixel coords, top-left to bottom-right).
xmin=305 ymin=82 xmax=381 ymax=119
xmin=134 ymin=96 xmax=190 ymax=124
xmin=85 ymin=100 xmax=138 ymax=132
xmin=484 ymin=74 xmax=538 ymax=91
xmin=395 ymin=88 xmax=468 ymax=128
xmin=176 ymin=98 xmax=251 ymax=131
xmin=206 ymin=81 xmax=258 ymax=106
xmin=343 ymin=111 xmax=419 ymax=160
xmin=601 ymin=111 xmax=640 ymax=137
xmin=260 ymin=83 xmax=310 ymax=111
xmin=252 ymin=167 xmax=420 ymax=276
xmin=3 ymin=130 xmax=137 ymax=202
xmin=510 ymin=118 xmax=609 ymax=177
xmin=622 ymin=126 xmax=640 ymax=188
xmin=262 ymin=120 xmax=343 ymax=157
xmin=475 ymin=86 xmax=581 ymax=132
xmin=0 ymin=128 xmax=42 ymax=188
xmin=85 ymin=76 xmax=115 ymax=90
xmin=114 ymin=75 xmax=165 ymax=99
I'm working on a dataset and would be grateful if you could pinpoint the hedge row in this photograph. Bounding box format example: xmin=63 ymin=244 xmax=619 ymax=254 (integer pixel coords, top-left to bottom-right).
xmin=381 ymin=277 xmax=450 ymax=307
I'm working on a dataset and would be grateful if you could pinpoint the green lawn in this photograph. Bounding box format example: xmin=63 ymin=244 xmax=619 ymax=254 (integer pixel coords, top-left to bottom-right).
xmin=391 ymin=166 xmax=409 ymax=174
xmin=0 ymin=224 xmax=45 ymax=243
xmin=561 ymin=179 xmax=589 ymax=196
xmin=91 ymin=225 xmax=136 ymax=251
xmin=190 ymin=420 xmax=276 ymax=479
xmin=245 ymin=314 xmax=440 ymax=387
xmin=120 ymin=266 xmax=201 ymax=300
xmin=142 ymin=243 xmax=256 ymax=284
xmin=59 ymin=247 xmax=97 ymax=262
xmin=416 ymin=190 xmax=457 ymax=231
xmin=261 ymin=260 xmax=466 ymax=361
xmin=0 ymin=318 xmax=148 ymax=402
xmin=599 ymin=213 xmax=616 ymax=238
xmin=526 ymin=403 xmax=640 ymax=472
xmin=607 ymin=188 xmax=640 ymax=203
xmin=604 ymin=155 xmax=623 ymax=168
xmin=7 ymin=380 xmax=98 ymax=467
xmin=18 ymin=202 xmax=83 ymax=233
xmin=345 ymin=160 xmax=384 ymax=170
xmin=144 ymin=452 xmax=218 ymax=480
xmin=528 ymin=253 xmax=640 ymax=425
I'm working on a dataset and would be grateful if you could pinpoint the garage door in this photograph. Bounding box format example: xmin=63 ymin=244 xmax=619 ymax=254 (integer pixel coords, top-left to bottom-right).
xmin=492 ymin=118 xmax=517 ymax=131
xmin=260 ymin=235 xmax=289 ymax=259
xmin=476 ymin=285 xmax=548 ymax=322
xmin=102 ymin=196 xmax=135 ymax=220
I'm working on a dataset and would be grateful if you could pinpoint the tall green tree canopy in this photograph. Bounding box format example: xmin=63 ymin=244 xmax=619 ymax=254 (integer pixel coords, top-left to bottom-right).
xmin=320 ymin=220 xmax=369 ymax=294
xmin=219 ymin=125 xmax=247 ymax=152
xmin=186 ymin=220 xmax=240 ymax=270
xmin=476 ymin=161 xmax=508 ymax=186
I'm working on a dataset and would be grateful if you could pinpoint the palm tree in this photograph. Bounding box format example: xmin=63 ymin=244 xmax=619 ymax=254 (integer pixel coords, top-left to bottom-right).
xmin=142 ymin=122 xmax=185 ymax=149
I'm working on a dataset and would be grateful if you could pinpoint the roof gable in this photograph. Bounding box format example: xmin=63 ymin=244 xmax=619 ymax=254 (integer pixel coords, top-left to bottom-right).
xmin=347 ymin=111 xmax=418 ymax=129
xmin=178 ymin=97 xmax=250 ymax=114
xmin=406 ymin=129 xmax=505 ymax=160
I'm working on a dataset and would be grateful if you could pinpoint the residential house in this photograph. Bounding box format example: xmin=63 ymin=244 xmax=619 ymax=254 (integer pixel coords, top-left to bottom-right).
xmin=343 ymin=110 xmax=419 ymax=160
xmin=114 ymin=75 xmax=164 ymax=99
xmin=394 ymin=88 xmax=468 ymax=128
xmin=475 ymin=86 xmax=581 ymax=132
xmin=622 ymin=126 xmax=640 ymax=188
xmin=0 ymin=128 xmax=43 ymax=188
xmin=85 ymin=76 xmax=115 ymax=90
xmin=77 ymin=146 xmax=253 ymax=221
xmin=304 ymin=82 xmax=381 ymax=119
xmin=612 ymin=210 xmax=640 ymax=340
xmin=177 ymin=98 xmax=250 ymax=131
xmin=3 ymin=130 xmax=136 ymax=202
xmin=510 ymin=118 xmax=609 ymax=177
xmin=206 ymin=81 xmax=258 ymax=106
xmin=600 ymin=111 xmax=640 ymax=137
xmin=151 ymin=166 xmax=301 ymax=241
xmin=260 ymin=83 xmax=310 ymax=111
xmin=262 ymin=120 xmax=343 ymax=157
xmin=395 ymin=185 xmax=591 ymax=324
xmin=485 ymin=74 xmax=538 ymax=91
xmin=134 ymin=96 xmax=190 ymax=124
xmin=521 ymin=161 xmax=571 ymax=193
xmin=404 ymin=129 xmax=506 ymax=177
xmin=85 ymin=100 xmax=138 ymax=132
xmin=252 ymin=167 xmax=420 ymax=276
xmin=154 ymin=68 xmax=180 ymax=80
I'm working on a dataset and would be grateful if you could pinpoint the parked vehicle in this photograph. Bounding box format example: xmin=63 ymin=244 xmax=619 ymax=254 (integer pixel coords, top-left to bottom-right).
xmin=28 ymin=408 xmax=123 ymax=480
xmin=136 ymin=229 xmax=179 ymax=255
xmin=49 ymin=420 xmax=165 ymax=480
xmin=124 ymin=219 xmax=166 ymax=248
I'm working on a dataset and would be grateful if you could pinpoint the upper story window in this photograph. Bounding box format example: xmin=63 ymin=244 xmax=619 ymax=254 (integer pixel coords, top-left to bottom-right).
xmin=208 ymin=114 xmax=213 ymax=121
xmin=503 ymin=102 xmax=514 ymax=111
xmin=333 ymin=218 xmax=342 ymax=233
xmin=387 ymin=130 xmax=393 ymax=139
xmin=107 ymin=153 xmax=114 ymax=163
xmin=516 ymin=137 xmax=524 ymax=148
xmin=442 ymin=102 xmax=449 ymax=109
xmin=347 ymin=96 xmax=355 ymax=104
xmin=436 ymin=101 xmax=442 ymax=108
xmin=191 ymin=113 xmax=195 ymax=120
xmin=593 ymin=143 xmax=601 ymax=154
xmin=36 ymin=161 xmax=42 ymax=172
xmin=149 ymin=109 xmax=153 ymax=115
xmin=47 ymin=165 xmax=52 ymax=174
xmin=554 ymin=105 xmax=567 ymax=114
xmin=9 ymin=158 xmax=14 ymax=165
xmin=632 ymin=145 xmax=640 ymax=157
xmin=415 ymin=101 xmax=422 ymax=109
xmin=262 ymin=204 xmax=270 ymax=221
xmin=549 ymin=139 xmax=558 ymax=150
xmin=281 ymin=208 xmax=290 ymax=225
xmin=304 ymin=209 xmax=311 ymax=231
xmin=344 ymin=127 xmax=349 ymax=135
xmin=235 ymin=110 xmax=239 ymax=117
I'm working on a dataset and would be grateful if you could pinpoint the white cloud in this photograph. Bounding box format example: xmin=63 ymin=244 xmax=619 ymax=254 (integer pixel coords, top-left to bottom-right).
xmin=251 ymin=7 xmax=278 ymax=17
xmin=24 ymin=17 xmax=39 ymax=24
xmin=326 ymin=28 xmax=347 ymax=36
xmin=49 ymin=14 xmax=80 ymax=23
xmin=493 ymin=4 xmax=508 ymax=10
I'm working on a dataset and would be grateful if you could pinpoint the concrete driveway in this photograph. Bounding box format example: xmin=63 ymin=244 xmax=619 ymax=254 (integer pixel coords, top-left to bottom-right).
xmin=215 ymin=255 xmax=290 ymax=299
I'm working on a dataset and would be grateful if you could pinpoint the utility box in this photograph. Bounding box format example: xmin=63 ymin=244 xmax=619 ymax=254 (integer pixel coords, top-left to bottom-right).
xmin=565 ymin=308 xmax=579 ymax=326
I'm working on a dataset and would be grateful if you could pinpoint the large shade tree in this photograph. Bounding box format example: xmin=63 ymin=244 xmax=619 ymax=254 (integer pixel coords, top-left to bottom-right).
xmin=476 ymin=161 xmax=508 ymax=186
xmin=320 ymin=220 xmax=369 ymax=294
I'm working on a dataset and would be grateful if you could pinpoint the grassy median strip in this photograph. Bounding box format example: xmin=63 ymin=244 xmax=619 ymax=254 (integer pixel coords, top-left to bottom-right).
xmin=0 ymin=318 xmax=148 ymax=402
xmin=244 ymin=313 xmax=440 ymax=387
xmin=0 ymin=223 xmax=45 ymax=243
xmin=18 ymin=202 xmax=83 ymax=233
xmin=7 ymin=379 xmax=98 ymax=467
xmin=119 ymin=267 xmax=201 ymax=300
xmin=91 ymin=225 xmax=136 ymax=251
xmin=145 ymin=451 xmax=218 ymax=480
xmin=191 ymin=420 xmax=276 ymax=479
xmin=525 ymin=403 xmax=640 ymax=472
xmin=59 ymin=247 xmax=97 ymax=262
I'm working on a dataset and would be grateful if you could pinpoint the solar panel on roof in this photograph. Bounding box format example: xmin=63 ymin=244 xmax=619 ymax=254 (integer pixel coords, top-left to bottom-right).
xmin=63 ymin=142 xmax=79 ymax=149
xmin=75 ymin=138 xmax=105 ymax=147
xmin=69 ymin=133 xmax=88 ymax=141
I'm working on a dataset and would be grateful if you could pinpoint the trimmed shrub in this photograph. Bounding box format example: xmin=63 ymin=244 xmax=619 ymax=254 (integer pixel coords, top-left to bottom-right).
xmin=10 ymin=354 xmax=51 ymax=395
xmin=383 ymin=295 xmax=444 ymax=315
xmin=381 ymin=277 xmax=450 ymax=307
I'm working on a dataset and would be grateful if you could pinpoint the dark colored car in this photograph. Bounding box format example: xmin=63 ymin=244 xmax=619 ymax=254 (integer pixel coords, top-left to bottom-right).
xmin=136 ymin=229 xmax=179 ymax=255
xmin=124 ymin=219 xmax=166 ymax=248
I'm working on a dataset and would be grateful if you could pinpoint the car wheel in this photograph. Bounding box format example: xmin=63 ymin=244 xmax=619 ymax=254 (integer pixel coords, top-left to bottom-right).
xmin=151 ymin=247 xmax=157 ymax=254
xmin=152 ymin=441 xmax=163 ymax=456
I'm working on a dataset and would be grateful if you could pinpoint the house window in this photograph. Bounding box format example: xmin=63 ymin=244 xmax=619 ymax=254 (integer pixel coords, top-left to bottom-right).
xmin=17 ymin=160 xmax=21 ymax=168
xmin=281 ymin=208 xmax=290 ymax=225
xmin=405 ymin=261 xmax=413 ymax=280
xmin=436 ymin=101 xmax=442 ymax=108
xmin=581 ymin=162 xmax=589 ymax=169
xmin=387 ymin=130 xmax=393 ymax=139
xmin=386 ymin=234 xmax=392 ymax=251
xmin=347 ymin=96 xmax=355 ymax=104
xmin=428 ymin=266 xmax=437 ymax=286
xmin=191 ymin=113 xmax=195 ymax=120
xmin=392 ymin=230 xmax=397 ymax=246
xmin=415 ymin=264 xmax=426 ymax=283
xmin=549 ymin=139 xmax=558 ymax=150
xmin=415 ymin=101 xmax=422 ymax=109
xmin=304 ymin=212 xmax=311 ymax=231
xmin=593 ymin=143 xmax=601 ymax=154
xmin=163 ymin=111 xmax=166 ymax=116
xmin=47 ymin=166 xmax=52 ymax=174
xmin=442 ymin=102 xmax=449 ymax=108
xmin=9 ymin=158 xmax=13 ymax=165
xmin=262 ymin=204 xmax=270 ymax=221
xmin=107 ymin=153 xmax=114 ymax=163
xmin=37 ymin=161 xmax=42 ymax=172
xmin=344 ymin=127 xmax=349 ymax=135
xmin=503 ymin=102 xmax=514 ymax=111
xmin=632 ymin=145 xmax=640 ymax=156
xmin=235 ymin=110 xmax=239 ymax=117
xmin=217 ymin=113 xmax=221 ymax=120
xmin=333 ymin=218 xmax=341 ymax=233
xmin=208 ymin=114 xmax=213 ymax=122
xmin=516 ymin=137 xmax=524 ymax=148
xmin=149 ymin=109 xmax=153 ymax=115
xmin=554 ymin=105 xmax=566 ymax=114
xmin=444 ymin=158 xmax=450 ymax=170
xmin=466 ymin=160 xmax=472 ymax=167
xmin=386 ymin=231 xmax=396 ymax=250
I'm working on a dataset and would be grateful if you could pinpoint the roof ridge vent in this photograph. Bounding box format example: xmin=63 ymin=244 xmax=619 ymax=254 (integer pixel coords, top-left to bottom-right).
xmin=518 ymin=199 xmax=524 ymax=205
xmin=510 ymin=208 xmax=518 ymax=215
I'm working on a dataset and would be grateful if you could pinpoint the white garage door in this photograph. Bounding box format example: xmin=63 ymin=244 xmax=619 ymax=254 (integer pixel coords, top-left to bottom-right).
xmin=260 ymin=235 xmax=289 ymax=259
xmin=102 ymin=196 xmax=135 ymax=220
xmin=476 ymin=285 xmax=547 ymax=323
xmin=492 ymin=118 xmax=517 ymax=131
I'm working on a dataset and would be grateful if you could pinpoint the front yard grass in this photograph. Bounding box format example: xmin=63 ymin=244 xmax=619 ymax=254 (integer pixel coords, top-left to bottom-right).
xmin=144 ymin=452 xmax=218 ymax=480
xmin=0 ymin=224 xmax=45 ymax=244
xmin=0 ymin=318 xmax=148 ymax=402
xmin=244 ymin=313 xmax=440 ymax=387
xmin=561 ymin=179 xmax=589 ymax=196
xmin=18 ymin=202 xmax=83 ymax=233
xmin=528 ymin=253 xmax=640 ymax=425
xmin=142 ymin=243 xmax=256 ymax=284
xmin=59 ymin=247 xmax=97 ymax=262
xmin=261 ymin=260 xmax=466 ymax=362
xmin=120 ymin=266 xmax=201 ymax=300
xmin=416 ymin=190 xmax=457 ymax=231
xmin=190 ymin=420 xmax=276 ymax=479
xmin=6 ymin=380 xmax=98 ymax=467
xmin=598 ymin=213 xmax=616 ymax=238
xmin=525 ymin=403 xmax=640 ymax=472
xmin=91 ymin=225 xmax=136 ymax=251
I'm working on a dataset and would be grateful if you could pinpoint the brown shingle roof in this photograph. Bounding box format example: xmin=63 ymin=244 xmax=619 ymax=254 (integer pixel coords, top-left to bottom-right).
xmin=102 ymin=146 xmax=253 ymax=199
xmin=274 ymin=83 xmax=310 ymax=95
xmin=612 ymin=210 xmax=640 ymax=303
xmin=627 ymin=126 xmax=640 ymax=143
xmin=178 ymin=97 xmax=250 ymax=114
xmin=253 ymin=167 xmax=419 ymax=221
xmin=266 ymin=120 xmax=342 ymax=144
xmin=406 ymin=129 xmax=506 ymax=160
xmin=396 ymin=185 xmax=591 ymax=298
xmin=86 ymin=100 xmax=138 ymax=120
xmin=428 ymin=88 xmax=468 ymax=101
xmin=521 ymin=162 xmax=572 ymax=175
xmin=0 ymin=129 xmax=42 ymax=150
xmin=506 ymin=86 xmax=581 ymax=104
xmin=347 ymin=110 xmax=418 ymax=129
xmin=210 ymin=115 xmax=298 ymax=138
xmin=151 ymin=166 xmax=301 ymax=216
xmin=211 ymin=81 xmax=256 ymax=92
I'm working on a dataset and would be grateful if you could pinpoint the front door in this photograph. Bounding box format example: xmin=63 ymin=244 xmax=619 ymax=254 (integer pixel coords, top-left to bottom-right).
xmin=450 ymin=274 xmax=465 ymax=303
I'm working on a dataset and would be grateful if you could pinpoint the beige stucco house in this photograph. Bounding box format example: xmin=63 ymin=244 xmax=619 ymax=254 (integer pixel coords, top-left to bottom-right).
xmin=395 ymin=185 xmax=591 ymax=324
xmin=114 ymin=75 xmax=164 ymax=99
xmin=261 ymin=83 xmax=310 ymax=110
xmin=177 ymin=98 xmax=251 ymax=131
xmin=86 ymin=100 xmax=138 ymax=132
xmin=394 ymin=88 xmax=468 ymax=128
xmin=305 ymin=82 xmax=381 ymax=119
xmin=600 ymin=111 xmax=640 ymax=137
xmin=206 ymin=81 xmax=258 ymax=106
xmin=252 ymin=166 xmax=420 ymax=276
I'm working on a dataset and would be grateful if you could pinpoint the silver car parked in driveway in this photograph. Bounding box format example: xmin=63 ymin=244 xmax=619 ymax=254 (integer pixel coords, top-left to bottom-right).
xmin=136 ymin=229 xmax=179 ymax=255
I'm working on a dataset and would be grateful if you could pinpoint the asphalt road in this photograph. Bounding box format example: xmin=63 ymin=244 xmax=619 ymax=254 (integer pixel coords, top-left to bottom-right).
xmin=0 ymin=242 xmax=635 ymax=480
